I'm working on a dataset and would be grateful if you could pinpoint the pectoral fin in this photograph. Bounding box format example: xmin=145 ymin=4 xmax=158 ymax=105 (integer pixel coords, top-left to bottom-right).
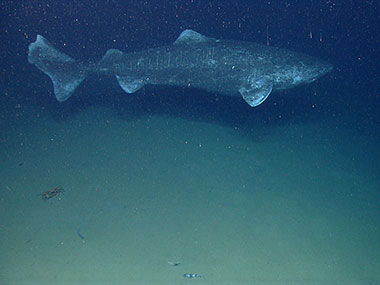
xmin=116 ymin=75 xmax=144 ymax=93
xmin=239 ymin=84 xmax=273 ymax=107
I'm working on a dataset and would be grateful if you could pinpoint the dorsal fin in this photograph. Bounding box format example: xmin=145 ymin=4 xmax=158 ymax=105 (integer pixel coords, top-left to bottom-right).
xmin=174 ymin=29 xmax=214 ymax=45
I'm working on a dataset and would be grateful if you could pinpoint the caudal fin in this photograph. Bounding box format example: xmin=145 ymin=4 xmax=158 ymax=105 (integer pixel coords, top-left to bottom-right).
xmin=28 ymin=35 xmax=87 ymax=102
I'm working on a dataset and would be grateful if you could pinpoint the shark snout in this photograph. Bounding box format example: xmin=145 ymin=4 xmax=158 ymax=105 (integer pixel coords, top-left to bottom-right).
xmin=319 ymin=60 xmax=333 ymax=75
xmin=308 ymin=60 xmax=333 ymax=83
xmin=323 ymin=61 xmax=334 ymax=74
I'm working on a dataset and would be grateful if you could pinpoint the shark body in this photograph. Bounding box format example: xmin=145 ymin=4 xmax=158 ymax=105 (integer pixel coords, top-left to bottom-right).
xmin=28 ymin=29 xmax=332 ymax=107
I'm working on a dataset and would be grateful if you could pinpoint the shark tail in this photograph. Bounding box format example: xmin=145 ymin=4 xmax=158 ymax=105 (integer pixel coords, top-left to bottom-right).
xmin=28 ymin=35 xmax=88 ymax=102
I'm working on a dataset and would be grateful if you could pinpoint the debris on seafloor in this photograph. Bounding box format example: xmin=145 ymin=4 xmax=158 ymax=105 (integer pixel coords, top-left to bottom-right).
xmin=40 ymin=186 xmax=64 ymax=200
xmin=183 ymin=273 xmax=202 ymax=278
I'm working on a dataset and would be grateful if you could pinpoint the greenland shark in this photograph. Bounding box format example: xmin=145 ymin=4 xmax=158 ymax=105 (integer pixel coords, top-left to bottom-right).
xmin=28 ymin=29 xmax=332 ymax=107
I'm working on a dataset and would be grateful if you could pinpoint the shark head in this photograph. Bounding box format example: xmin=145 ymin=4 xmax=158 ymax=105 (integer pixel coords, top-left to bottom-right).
xmin=299 ymin=58 xmax=333 ymax=85
xmin=272 ymin=54 xmax=333 ymax=90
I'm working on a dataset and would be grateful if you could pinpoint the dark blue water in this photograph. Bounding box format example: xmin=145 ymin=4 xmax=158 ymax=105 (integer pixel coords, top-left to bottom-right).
xmin=1 ymin=1 xmax=378 ymax=120
xmin=1 ymin=1 xmax=379 ymax=283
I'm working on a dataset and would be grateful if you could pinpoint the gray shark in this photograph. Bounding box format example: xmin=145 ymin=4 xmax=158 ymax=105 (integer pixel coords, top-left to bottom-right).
xmin=28 ymin=29 xmax=332 ymax=107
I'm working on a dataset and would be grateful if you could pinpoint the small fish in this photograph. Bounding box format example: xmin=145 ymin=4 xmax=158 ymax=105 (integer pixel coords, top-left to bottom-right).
xmin=183 ymin=273 xmax=201 ymax=278
xmin=76 ymin=229 xmax=85 ymax=241
xmin=167 ymin=261 xmax=180 ymax=266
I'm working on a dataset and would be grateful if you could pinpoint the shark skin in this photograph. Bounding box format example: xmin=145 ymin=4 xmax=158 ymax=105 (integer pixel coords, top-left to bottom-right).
xmin=28 ymin=29 xmax=332 ymax=107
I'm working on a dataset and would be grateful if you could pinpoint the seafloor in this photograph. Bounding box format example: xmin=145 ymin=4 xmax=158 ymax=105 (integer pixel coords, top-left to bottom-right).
xmin=1 ymin=91 xmax=379 ymax=283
